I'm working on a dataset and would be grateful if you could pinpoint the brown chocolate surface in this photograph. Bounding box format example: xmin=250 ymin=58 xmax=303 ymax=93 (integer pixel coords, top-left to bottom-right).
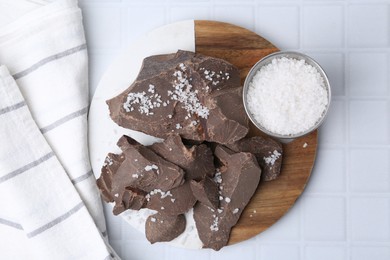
xmin=96 ymin=135 xmax=185 ymax=215
xmin=190 ymin=177 xmax=219 ymax=210
xmin=150 ymin=134 xmax=215 ymax=181
xmin=145 ymin=213 xmax=186 ymax=244
xmin=114 ymin=135 xmax=185 ymax=193
xmin=226 ymin=136 xmax=283 ymax=181
xmin=146 ymin=181 xmax=196 ymax=216
xmin=193 ymin=146 xmax=261 ymax=251
xmin=107 ymin=50 xmax=248 ymax=145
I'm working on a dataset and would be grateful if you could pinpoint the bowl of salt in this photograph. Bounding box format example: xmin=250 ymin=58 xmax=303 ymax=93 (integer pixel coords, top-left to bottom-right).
xmin=243 ymin=51 xmax=331 ymax=140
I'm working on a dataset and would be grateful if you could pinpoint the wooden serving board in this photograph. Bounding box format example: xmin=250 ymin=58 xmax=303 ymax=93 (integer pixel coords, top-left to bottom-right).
xmin=195 ymin=20 xmax=318 ymax=244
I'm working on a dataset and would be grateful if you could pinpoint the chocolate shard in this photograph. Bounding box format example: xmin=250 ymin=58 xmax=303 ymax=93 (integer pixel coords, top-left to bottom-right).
xmin=150 ymin=134 xmax=215 ymax=181
xmin=190 ymin=177 xmax=219 ymax=210
xmin=226 ymin=136 xmax=283 ymax=181
xmin=113 ymin=135 xmax=185 ymax=193
xmin=194 ymin=145 xmax=261 ymax=251
xmin=97 ymin=153 xmax=125 ymax=203
xmin=146 ymin=181 xmax=196 ymax=216
xmin=96 ymin=135 xmax=185 ymax=215
xmin=112 ymin=188 xmax=147 ymax=215
xmin=107 ymin=50 xmax=249 ymax=145
xmin=145 ymin=213 xmax=186 ymax=244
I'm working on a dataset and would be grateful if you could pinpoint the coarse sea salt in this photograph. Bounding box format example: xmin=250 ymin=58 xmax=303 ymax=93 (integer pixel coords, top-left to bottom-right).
xmin=246 ymin=57 xmax=328 ymax=136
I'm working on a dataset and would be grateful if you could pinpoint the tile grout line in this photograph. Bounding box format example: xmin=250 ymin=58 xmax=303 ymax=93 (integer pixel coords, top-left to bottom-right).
xmin=344 ymin=1 xmax=352 ymax=259
xmin=299 ymin=0 xmax=305 ymax=259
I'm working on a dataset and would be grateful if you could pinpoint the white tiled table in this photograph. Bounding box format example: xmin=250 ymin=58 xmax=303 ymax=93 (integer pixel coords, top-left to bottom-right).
xmin=80 ymin=0 xmax=390 ymax=259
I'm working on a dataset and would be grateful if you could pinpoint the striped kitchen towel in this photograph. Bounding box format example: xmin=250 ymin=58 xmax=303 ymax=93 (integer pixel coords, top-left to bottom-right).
xmin=0 ymin=0 xmax=118 ymax=259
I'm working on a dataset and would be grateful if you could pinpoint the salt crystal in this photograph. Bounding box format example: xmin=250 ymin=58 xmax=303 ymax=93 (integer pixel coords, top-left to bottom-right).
xmin=103 ymin=156 xmax=114 ymax=166
xmin=246 ymin=57 xmax=328 ymax=135
xmin=168 ymin=115 xmax=172 ymax=118
xmin=148 ymin=84 xmax=155 ymax=93
xmin=171 ymin=198 xmax=176 ymax=203
xmin=217 ymin=209 xmax=223 ymax=214
xmin=132 ymin=174 xmax=139 ymax=178
xmin=225 ymin=197 xmax=231 ymax=203
xmin=232 ymin=208 xmax=239 ymax=214
xmin=151 ymin=217 xmax=156 ymax=222
xmin=144 ymin=165 xmax=153 ymax=171
xmin=161 ymin=207 xmax=165 ymax=210
xmin=210 ymin=216 xmax=219 ymax=231
xmin=263 ymin=150 xmax=281 ymax=166
xmin=114 ymin=193 xmax=119 ymax=198
xmin=303 ymin=142 xmax=308 ymax=148
xmin=170 ymin=68 xmax=209 ymax=119
xmin=219 ymin=196 xmax=223 ymax=201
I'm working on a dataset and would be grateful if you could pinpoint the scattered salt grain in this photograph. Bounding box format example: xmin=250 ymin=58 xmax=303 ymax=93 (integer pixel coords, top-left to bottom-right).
xmin=303 ymin=142 xmax=308 ymax=148
xmin=232 ymin=208 xmax=239 ymax=214
xmin=161 ymin=207 xmax=165 ymax=210
xmin=132 ymin=174 xmax=139 ymax=178
xmin=171 ymin=198 xmax=176 ymax=203
xmin=123 ymin=91 xmax=162 ymax=116
xmin=263 ymin=150 xmax=281 ymax=166
xmin=169 ymin=65 xmax=210 ymax=119
xmin=151 ymin=217 xmax=156 ymax=222
xmin=144 ymin=164 xmax=158 ymax=171
xmin=103 ymin=156 xmax=114 ymax=166
xmin=210 ymin=216 xmax=219 ymax=231
xmin=114 ymin=193 xmax=119 ymax=198
xmin=149 ymin=189 xmax=172 ymax=199
xmin=246 ymin=57 xmax=328 ymax=135
xmin=225 ymin=197 xmax=231 ymax=203
xmin=217 ymin=209 xmax=223 ymax=214
xmin=148 ymin=84 xmax=155 ymax=93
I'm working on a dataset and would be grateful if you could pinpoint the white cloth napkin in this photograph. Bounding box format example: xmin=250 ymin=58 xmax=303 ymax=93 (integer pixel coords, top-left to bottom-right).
xmin=0 ymin=0 xmax=118 ymax=259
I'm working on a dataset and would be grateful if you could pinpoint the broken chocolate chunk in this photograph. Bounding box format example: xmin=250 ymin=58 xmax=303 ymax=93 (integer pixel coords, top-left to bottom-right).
xmin=97 ymin=153 xmax=125 ymax=203
xmin=193 ymin=145 xmax=261 ymax=251
xmin=112 ymin=188 xmax=147 ymax=215
xmin=107 ymin=50 xmax=249 ymax=145
xmin=145 ymin=213 xmax=186 ymax=244
xmin=226 ymin=136 xmax=283 ymax=181
xmin=146 ymin=181 xmax=196 ymax=216
xmin=114 ymin=135 xmax=185 ymax=193
xmin=150 ymin=134 xmax=215 ymax=181
xmin=190 ymin=177 xmax=219 ymax=210
xmin=96 ymin=135 xmax=185 ymax=215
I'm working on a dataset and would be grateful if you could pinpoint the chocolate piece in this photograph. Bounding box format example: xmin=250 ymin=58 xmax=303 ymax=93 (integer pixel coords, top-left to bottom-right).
xmin=107 ymin=50 xmax=248 ymax=145
xmin=114 ymin=135 xmax=185 ymax=193
xmin=146 ymin=181 xmax=196 ymax=216
xmin=193 ymin=146 xmax=261 ymax=251
xmin=190 ymin=177 xmax=219 ymax=210
xmin=97 ymin=153 xmax=125 ymax=203
xmin=145 ymin=213 xmax=186 ymax=244
xmin=150 ymin=134 xmax=215 ymax=181
xmin=96 ymin=135 xmax=185 ymax=215
xmin=226 ymin=136 xmax=283 ymax=181
xmin=113 ymin=188 xmax=147 ymax=215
